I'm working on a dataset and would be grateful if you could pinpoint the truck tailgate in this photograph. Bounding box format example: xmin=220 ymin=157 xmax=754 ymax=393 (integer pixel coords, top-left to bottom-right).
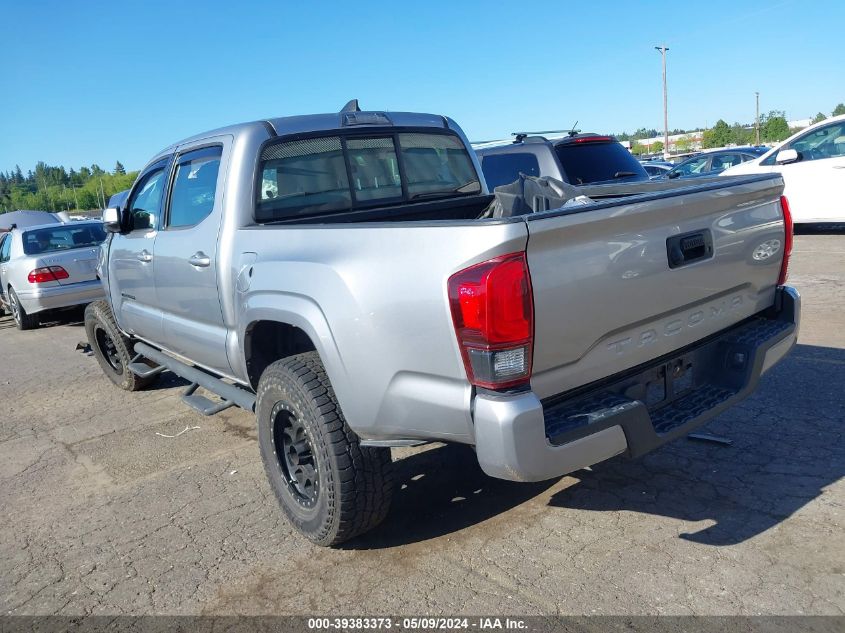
xmin=525 ymin=174 xmax=786 ymax=400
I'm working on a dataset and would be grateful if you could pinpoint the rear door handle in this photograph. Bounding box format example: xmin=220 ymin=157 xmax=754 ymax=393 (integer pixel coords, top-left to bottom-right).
xmin=188 ymin=252 xmax=211 ymax=267
xmin=137 ymin=250 xmax=153 ymax=263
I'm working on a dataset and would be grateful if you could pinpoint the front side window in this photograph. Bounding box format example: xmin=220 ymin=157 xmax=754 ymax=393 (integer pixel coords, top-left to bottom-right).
xmin=256 ymin=131 xmax=481 ymax=221
xmin=22 ymin=224 xmax=106 ymax=255
xmin=127 ymin=166 xmax=167 ymax=231
xmin=671 ymin=156 xmax=708 ymax=176
xmin=790 ymin=122 xmax=845 ymax=162
xmin=168 ymin=146 xmax=223 ymax=228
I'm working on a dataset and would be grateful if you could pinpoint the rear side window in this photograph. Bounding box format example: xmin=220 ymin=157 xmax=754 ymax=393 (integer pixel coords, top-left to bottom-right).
xmin=0 ymin=235 xmax=11 ymax=262
xmin=168 ymin=146 xmax=223 ymax=228
xmin=256 ymin=131 xmax=481 ymax=221
xmin=22 ymin=224 xmax=106 ymax=256
xmin=480 ymin=153 xmax=541 ymax=189
xmin=555 ymin=141 xmax=648 ymax=185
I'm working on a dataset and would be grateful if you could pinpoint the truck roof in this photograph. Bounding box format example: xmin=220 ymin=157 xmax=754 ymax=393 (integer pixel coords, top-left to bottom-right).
xmin=159 ymin=110 xmax=453 ymax=156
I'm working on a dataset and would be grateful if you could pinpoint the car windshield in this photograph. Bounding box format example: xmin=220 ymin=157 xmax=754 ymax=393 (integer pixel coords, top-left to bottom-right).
xmin=554 ymin=141 xmax=648 ymax=185
xmin=23 ymin=224 xmax=106 ymax=256
xmin=256 ymin=132 xmax=481 ymax=221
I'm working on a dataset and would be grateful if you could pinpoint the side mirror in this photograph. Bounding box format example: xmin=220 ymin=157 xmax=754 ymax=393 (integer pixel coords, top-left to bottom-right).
xmin=102 ymin=207 xmax=122 ymax=233
xmin=668 ymin=171 xmax=681 ymax=179
xmin=775 ymin=148 xmax=799 ymax=165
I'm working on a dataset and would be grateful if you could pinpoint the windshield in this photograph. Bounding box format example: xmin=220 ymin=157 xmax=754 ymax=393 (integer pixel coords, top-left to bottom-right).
xmin=257 ymin=131 xmax=481 ymax=221
xmin=554 ymin=141 xmax=648 ymax=185
xmin=23 ymin=223 xmax=106 ymax=256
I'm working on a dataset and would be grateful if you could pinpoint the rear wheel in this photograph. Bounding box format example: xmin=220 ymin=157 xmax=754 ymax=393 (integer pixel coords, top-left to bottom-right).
xmin=9 ymin=288 xmax=39 ymax=330
xmin=84 ymin=300 xmax=158 ymax=391
xmin=256 ymin=352 xmax=393 ymax=546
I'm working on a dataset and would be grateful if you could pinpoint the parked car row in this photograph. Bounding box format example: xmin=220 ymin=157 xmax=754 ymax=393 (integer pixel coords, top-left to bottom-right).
xmin=0 ymin=220 xmax=107 ymax=329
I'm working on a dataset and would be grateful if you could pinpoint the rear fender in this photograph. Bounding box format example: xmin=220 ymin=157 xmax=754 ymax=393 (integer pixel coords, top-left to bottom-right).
xmin=238 ymin=291 xmax=347 ymax=404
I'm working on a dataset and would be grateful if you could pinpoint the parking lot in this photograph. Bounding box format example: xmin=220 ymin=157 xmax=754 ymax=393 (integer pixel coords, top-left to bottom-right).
xmin=1 ymin=232 xmax=842 ymax=616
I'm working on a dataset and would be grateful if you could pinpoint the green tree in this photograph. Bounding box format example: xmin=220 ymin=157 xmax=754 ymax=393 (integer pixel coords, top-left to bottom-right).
xmin=762 ymin=115 xmax=790 ymax=142
xmin=675 ymin=136 xmax=693 ymax=152
xmin=833 ymin=103 xmax=845 ymax=116
xmin=812 ymin=112 xmax=827 ymax=124
xmin=651 ymin=140 xmax=664 ymax=154
xmin=702 ymin=119 xmax=732 ymax=149
xmin=114 ymin=161 xmax=126 ymax=175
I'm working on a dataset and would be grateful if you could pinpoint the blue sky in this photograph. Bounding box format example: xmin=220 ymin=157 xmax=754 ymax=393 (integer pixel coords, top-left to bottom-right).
xmin=2 ymin=0 xmax=843 ymax=173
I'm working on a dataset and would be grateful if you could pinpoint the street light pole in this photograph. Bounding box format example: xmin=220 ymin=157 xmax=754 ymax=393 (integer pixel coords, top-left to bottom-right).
xmin=655 ymin=45 xmax=669 ymax=159
xmin=755 ymin=92 xmax=760 ymax=145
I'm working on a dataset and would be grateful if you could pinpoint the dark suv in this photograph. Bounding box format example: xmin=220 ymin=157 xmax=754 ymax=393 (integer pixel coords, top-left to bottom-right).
xmin=475 ymin=133 xmax=649 ymax=190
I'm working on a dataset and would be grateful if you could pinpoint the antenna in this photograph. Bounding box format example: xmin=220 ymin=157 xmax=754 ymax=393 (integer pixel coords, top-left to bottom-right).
xmin=567 ymin=120 xmax=579 ymax=137
xmin=340 ymin=99 xmax=361 ymax=113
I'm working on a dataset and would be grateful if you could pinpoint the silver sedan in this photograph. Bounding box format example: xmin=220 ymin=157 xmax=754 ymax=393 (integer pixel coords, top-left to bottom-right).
xmin=0 ymin=221 xmax=107 ymax=330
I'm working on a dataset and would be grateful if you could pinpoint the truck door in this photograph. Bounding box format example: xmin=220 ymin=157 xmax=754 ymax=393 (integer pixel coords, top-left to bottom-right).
xmin=108 ymin=158 xmax=170 ymax=341
xmin=152 ymin=141 xmax=231 ymax=375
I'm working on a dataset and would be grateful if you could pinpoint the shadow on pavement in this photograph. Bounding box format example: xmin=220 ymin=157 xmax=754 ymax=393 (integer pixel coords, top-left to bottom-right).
xmin=351 ymin=343 xmax=843 ymax=549
xmin=347 ymin=443 xmax=558 ymax=549
xmin=547 ymin=343 xmax=844 ymax=545
xmin=794 ymin=223 xmax=845 ymax=235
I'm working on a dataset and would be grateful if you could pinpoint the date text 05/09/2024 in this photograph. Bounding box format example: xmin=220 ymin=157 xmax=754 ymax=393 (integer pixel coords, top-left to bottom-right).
xmin=307 ymin=617 xmax=528 ymax=630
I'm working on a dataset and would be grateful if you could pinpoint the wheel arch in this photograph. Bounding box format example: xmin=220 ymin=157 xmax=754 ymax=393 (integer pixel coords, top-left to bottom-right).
xmin=239 ymin=294 xmax=347 ymax=394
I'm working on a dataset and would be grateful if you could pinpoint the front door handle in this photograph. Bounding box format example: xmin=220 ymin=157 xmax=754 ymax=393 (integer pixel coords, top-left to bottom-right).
xmin=188 ymin=252 xmax=211 ymax=268
xmin=137 ymin=249 xmax=153 ymax=263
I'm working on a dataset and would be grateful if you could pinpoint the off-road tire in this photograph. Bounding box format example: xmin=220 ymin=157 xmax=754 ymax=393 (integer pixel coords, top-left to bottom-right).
xmin=84 ymin=300 xmax=158 ymax=391
xmin=9 ymin=288 xmax=39 ymax=330
xmin=256 ymin=352 xmax=394 ymax=546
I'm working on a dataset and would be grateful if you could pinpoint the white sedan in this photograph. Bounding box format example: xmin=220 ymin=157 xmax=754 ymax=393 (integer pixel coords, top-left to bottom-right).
xmin=722 ymin=114 xmax=845 ymax=223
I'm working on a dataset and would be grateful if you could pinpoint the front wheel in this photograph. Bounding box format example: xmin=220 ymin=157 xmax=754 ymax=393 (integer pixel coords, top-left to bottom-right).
xmin=9 ymin=288 xmax=39 ymax=330
xmin=84 ymin=300 xmax=158 ymax=391
xmin=256 ymin=352 xmax=394 ymax=546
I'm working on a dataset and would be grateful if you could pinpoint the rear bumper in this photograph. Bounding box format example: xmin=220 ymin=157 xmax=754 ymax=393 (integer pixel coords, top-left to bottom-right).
xmin=473 ymin=286 xmax=800 ymax=482
xmin=17 ymin=279 xmax=105 ymax=314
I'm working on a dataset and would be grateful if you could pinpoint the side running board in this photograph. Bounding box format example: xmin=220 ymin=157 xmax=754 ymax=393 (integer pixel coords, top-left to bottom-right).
xmin=131 ymin=341 xmax=256 ymax=413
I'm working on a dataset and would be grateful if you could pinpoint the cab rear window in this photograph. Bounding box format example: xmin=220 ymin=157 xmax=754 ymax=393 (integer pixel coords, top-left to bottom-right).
xmin=23 ymin=224 xmax=106 ymax=256
xmin=256 ymin=131 xmax=481 ymax=221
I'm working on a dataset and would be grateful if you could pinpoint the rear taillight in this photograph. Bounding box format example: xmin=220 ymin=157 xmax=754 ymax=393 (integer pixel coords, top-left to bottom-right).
xmin=28 ymin=266 xmax=69 ymax=284
xmin=448 ymin=252 xmax=533 ymax=389
xmin=778 ymin=195 xmax=793 ymax=286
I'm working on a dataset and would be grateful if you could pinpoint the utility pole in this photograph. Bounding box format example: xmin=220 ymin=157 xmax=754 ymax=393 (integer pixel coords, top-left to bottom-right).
xmin=655 ymin=45 xmax=670 ymax=159
xmin=755 ymin=92 xmax=760 ymax=145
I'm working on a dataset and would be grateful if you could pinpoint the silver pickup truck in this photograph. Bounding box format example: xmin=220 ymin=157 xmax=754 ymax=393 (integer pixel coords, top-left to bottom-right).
xmin=87 ymin=103 xmax=799 ymax=546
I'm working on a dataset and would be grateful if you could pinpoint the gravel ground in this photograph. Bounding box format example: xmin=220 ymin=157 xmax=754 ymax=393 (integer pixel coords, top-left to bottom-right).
xmin=0 ymin=232 xmax=842 ymax=616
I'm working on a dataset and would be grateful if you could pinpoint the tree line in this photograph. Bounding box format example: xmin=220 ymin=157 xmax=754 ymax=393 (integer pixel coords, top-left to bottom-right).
xmin=618 ymin=102 xmax=845 ymax=154
xmin=0 ymin=161 xmax=138 ymax=213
